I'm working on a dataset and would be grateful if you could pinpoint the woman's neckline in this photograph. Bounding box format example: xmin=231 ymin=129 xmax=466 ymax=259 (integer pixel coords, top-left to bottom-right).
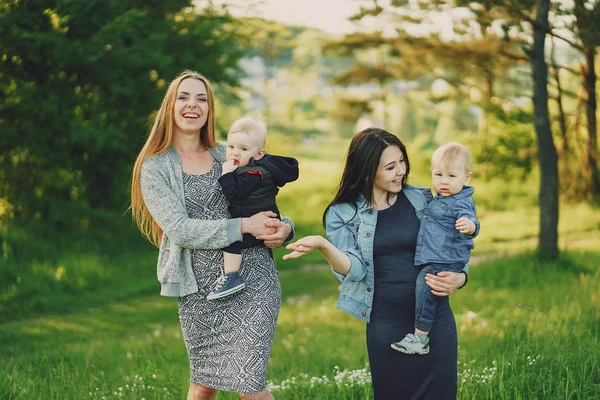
xmin=373 ymin=192 xmax=398 ymax=211
xmin=182 ymin=158 xmax=215 ymax=176
xmin=376 ymin=192 xmax=404 ymax=212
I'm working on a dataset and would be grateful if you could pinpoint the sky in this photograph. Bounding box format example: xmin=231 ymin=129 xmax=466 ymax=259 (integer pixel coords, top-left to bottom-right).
xmin=255 ymin=0 xmax=360 ymax=35
xmin=197 ymin=0 xmax=361 ymax=35
xmin=197 ymin=0 xmax=462 ymax=39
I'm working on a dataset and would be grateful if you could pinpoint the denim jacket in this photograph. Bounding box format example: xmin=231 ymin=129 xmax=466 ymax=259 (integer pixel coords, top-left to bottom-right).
xmin=326 ymin=185 xmax=471 ymax=322
xmin=415 ymin=185 xmax=479 ymax=266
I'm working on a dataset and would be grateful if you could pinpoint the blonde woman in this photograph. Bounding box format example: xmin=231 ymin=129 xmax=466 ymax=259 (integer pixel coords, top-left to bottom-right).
xmin=131 ymin=71 xmax=293 ymax=400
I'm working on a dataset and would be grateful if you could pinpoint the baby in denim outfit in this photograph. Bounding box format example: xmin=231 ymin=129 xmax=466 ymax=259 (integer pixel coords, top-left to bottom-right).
xmin=392 ymin=142 xmax=480 ymax=355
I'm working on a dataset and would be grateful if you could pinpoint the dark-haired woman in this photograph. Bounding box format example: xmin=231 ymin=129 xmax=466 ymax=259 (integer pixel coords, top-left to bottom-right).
xmin=284 ymin=128 xmax=467 ymax=399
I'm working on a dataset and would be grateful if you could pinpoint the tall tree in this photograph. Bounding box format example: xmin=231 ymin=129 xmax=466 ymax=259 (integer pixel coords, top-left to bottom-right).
xmin=0 ymin=0 xmax=245 ymax=226
xmin=572 ymin=1 xmax=600 ymax=198
xmin=364 ymin=0 xmax=562 ymax=258
xmin=551 ymin=0 xmax=600 ymax=198
xmin=530 ymin=0 xmax=559 ymax=259
xmin=447 ymin=0 xmax=560 ymax=258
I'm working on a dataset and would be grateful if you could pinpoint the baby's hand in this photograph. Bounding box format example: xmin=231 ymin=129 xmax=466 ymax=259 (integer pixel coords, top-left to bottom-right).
xmin=222 ymin=160 xmax=238 ymax=174
xmin=455 ymin=217 xmax=475 ymax=235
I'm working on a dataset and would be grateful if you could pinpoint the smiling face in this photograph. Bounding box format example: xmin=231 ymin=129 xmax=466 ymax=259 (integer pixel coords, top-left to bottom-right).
xmin=173 ymin=78 xmax=209 ymax=136
xmin=431 ymin=158 xmax=472 ymax=196
xmin=225 ymin=131 xmax=265 ymax=167
xmin=372 ymin=145 xmax=407 ymax=199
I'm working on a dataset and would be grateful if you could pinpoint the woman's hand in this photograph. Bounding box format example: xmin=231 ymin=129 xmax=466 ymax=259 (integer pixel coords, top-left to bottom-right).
xmin=283 ymin=236 xmax=351 ymax=275
xmin=241 ymin=211 xmax=278 ymax=238
xmin=282 ymin=236 xmax=326 ymax=260
xmin=425 ymin=271 xmax=466 ymax=297
xmin=257 ymin=219 xmax=292 ymax=248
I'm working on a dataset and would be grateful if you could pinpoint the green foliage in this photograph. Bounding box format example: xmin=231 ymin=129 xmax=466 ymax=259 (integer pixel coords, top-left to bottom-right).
xmin=0 ymin=0 xmax=246 ymax=226
xmin=475 ymin=104 xmax=537 ymax=181
xmin=0 ymin=214 xmax=158 ymax=321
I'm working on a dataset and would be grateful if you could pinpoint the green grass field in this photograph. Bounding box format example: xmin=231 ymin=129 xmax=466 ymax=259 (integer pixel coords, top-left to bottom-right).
xmin=2 ymin=141 xmax=600 ymax=399
xmin=2 ymin=247 xmax=599 ymax=399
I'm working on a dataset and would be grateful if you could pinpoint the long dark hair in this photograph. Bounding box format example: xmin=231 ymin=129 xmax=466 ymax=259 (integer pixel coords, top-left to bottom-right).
xmin=322 ymin=128 xmax=410 ymax=227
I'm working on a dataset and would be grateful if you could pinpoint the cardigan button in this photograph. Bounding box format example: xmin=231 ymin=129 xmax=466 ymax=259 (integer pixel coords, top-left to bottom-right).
xmin=368 ymin=210 xmax=373 ymax=215
xmin=365 ymin=232 xmax=371 ymax=237
xmin=365 ymin=261 xmax=370 ymax=266
xmin=362 ymin=311 xmax=367 ymax=316
xmin=367 ymin=287 xmax=372 ymax=292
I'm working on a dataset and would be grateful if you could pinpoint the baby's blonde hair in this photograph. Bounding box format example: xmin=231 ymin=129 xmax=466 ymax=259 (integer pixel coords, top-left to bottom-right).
xmin=228 ymin=116 xmax=267 ymax=148
xmin=431 ymin=142 xmax=472 ymax=172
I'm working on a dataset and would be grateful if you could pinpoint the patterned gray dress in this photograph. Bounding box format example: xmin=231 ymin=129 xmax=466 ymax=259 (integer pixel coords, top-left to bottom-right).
xmin=178 ymin=159 xmax=281 ymax=394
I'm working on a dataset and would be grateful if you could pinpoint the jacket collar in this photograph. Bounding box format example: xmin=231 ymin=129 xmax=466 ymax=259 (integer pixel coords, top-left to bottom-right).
xmin=356 ymin=193 xmax=372 ymax=212
xmin=357 ymin=184 xmax=423 ymax=212
xmin=438 ymin=185 xmax=474 ymax=200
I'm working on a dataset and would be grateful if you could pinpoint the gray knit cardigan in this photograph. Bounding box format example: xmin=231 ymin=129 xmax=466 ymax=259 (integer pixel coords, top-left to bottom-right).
xmin=140 ymin=143 xmax=294 ymax=297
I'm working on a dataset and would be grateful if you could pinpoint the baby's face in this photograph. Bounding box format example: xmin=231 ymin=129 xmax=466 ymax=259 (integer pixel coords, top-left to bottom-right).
xmin=225 ymin=131 xmax=264 ymax=167
xmin=431 ymin=159 xmax=472 ymax=197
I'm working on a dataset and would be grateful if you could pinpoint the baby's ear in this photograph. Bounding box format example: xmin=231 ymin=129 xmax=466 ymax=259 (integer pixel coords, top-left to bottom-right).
xmin=255 ymin=149 xmax=266 ymax=160
xmin=465 ymin=171 xmax=473 ymax=185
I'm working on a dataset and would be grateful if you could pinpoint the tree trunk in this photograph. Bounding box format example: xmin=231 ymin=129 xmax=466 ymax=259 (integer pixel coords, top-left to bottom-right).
xmin=583 ymin=48 xmax=599 ymax=197
xmin=550 ymin=39 xmax=568 ymax=155
xmin=531 ymin=0 xmax=559 ymax=260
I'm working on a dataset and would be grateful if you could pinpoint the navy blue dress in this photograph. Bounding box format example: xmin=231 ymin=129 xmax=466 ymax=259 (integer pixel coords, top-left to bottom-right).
xmin=367 ymin=192 xmax=457 ymax=400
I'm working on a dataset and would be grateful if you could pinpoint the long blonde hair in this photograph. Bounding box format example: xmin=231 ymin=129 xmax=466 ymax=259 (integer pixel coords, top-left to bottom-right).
xmin=131 ymin=70 xmax=216 ymax=247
